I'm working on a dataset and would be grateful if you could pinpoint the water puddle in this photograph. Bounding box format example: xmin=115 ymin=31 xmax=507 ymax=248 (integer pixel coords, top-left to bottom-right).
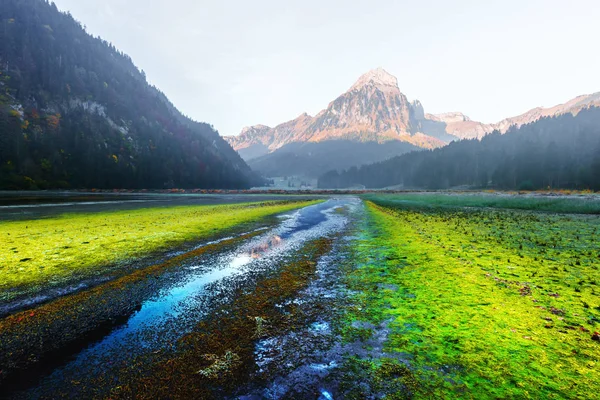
xmin=0 ymin=200 xmax=151 ymax=209
xmin=20 ymin=198 xmax=358 ymax=398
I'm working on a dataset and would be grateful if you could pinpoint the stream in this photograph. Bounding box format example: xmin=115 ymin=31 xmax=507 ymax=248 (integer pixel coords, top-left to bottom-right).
xmin=9 ymin=197 xmax=362 ymax=399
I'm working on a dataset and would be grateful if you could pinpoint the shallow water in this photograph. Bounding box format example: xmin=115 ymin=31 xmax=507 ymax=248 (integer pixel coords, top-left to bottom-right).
xmin=0 ymin=192 xmax=320 ymax=221
xmin=17 ymin=198 xmax=357 ymax=398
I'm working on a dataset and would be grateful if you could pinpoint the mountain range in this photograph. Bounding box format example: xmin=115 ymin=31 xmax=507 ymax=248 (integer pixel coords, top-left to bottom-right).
xmin=2 ymin=0 xmax=598 ymax=191
xmin=318 ymin=106 xmax=600 ymax=191
xmin=226 ymin=68 xmax=600 ymax=178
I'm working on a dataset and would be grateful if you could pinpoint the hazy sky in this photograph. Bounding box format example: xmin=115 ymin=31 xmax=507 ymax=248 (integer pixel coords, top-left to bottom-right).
xmin=52 ymin=0 xmax=600 ymax=136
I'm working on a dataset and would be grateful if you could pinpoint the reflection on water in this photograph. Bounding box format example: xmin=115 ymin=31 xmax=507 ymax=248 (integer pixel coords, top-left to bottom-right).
xmin=251 ymin=235 xmax=282 ymax=259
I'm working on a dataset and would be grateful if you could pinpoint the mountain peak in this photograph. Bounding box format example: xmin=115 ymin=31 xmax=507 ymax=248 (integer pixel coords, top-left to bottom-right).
xmin=349 ymin=67 xmax=398 ymax=91
xmin=240 ymin=124 xmax=270 ymax=134
xmin=427 ymin=112 xmax=472 ymax=123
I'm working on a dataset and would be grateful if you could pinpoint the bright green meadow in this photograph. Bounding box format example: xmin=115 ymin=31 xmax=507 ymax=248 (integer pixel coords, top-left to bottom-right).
xmin=363 ymin=192 xmax=600 ymax=214
xmin=0 ymin=200 xmax=318 ymax=301
xmin=340 ymin=194 xmax=600 ymax=398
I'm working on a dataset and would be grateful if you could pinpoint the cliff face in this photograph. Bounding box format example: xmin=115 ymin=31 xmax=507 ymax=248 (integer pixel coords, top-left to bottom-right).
xmin=304 ymin=68 xmax=440 ymax=147
xmin=225 ymin=68 xmax=448 ymax=159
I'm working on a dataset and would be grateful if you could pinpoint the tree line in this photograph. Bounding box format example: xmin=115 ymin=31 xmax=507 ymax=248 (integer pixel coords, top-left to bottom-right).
xmin=318 ymin=107 xmax=600 ymax=191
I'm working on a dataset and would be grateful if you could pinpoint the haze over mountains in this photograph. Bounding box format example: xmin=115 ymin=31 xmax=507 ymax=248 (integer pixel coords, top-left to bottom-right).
xmin=226 ymin=68 xmax=600 ymax=178
xmin=1 ymin=0 xmax=599 ymax=192
xmin=0 ymin=0 xmax=259 ymax=190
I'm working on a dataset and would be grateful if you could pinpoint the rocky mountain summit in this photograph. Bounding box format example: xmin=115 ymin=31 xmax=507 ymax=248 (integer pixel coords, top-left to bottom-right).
xmin=226 ymin=68 xmax=600 ymax=162
xmin=225 ymin=68 xmax=445 ymax=160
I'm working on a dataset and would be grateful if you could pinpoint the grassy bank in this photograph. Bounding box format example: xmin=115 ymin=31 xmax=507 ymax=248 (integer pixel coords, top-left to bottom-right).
xmin=341 ymin=197 xmax=600 ymax=398
xmin=363 ymin=192 xmax=600 ymax=214
xmin=0 ymin=200 xmax=319 ymax=301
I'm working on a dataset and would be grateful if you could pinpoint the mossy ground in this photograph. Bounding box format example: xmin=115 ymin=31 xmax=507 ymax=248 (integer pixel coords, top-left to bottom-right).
xmin=0 ymin=200 xmax=319 ymax=302
xmin=340 ymin=195 xmax=600 ymax=398
xmin=4 ymin=194 xmax=600 ymax=398
xmin=0 ymin=231 xmax=265 ymax=390
xmin=134 ymin=238 xmax=334 ymax=399
xmin=56 ymin=238 xmax=335 ymax=399
xmin=363 ymin=192 xmax=600 ymax=214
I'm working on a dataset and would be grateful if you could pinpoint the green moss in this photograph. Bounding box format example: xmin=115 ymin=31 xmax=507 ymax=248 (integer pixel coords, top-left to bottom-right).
xmin=337 ymin=357 xmax=427 ymax=399
xmin=0 ymin=200 xmax=319 ymax=301
xmin=342 ymin=198 xmax=600 ymax=398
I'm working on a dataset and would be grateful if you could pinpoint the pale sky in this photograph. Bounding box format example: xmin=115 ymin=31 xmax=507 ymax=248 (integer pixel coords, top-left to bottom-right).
xmin=52 ymin=0 xmax=600 ymax=136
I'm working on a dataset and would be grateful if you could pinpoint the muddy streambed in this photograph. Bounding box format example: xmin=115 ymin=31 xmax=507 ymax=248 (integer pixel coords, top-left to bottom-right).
xmin=1 ymin=197 xmax=364 ymax=399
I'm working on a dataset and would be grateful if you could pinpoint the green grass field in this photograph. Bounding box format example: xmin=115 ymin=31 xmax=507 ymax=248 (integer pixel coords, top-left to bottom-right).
xmin=363 ymin=192 xmax=600 ymax=214
xmin=0 ymin=200 xmax=318 ymax=301
xmin=339 ymin=194 xmax=600 ymax=398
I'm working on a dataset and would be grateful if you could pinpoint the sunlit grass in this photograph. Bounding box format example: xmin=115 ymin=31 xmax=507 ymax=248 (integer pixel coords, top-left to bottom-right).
xmin=342 ymin=197 xmax=600 ymax=398
xmin=0 ymin=200 xmax=319 ymax=301
xmin=363 ymin=192 xmax=600 ymax=214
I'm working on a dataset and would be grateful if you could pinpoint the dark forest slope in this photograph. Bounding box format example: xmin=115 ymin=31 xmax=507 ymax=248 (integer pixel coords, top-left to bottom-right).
xmin=319 ymin=107 xmax=600 ymax=190
xmin=248 ymin=140 xmax=418 ymax=178
xmin=0 ymin=0 xmax=259 ymax=189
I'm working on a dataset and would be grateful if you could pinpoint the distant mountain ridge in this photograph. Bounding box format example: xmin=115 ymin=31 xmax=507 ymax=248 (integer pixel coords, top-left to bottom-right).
xmin=247 ymin=140 xmax=418 ymax=179
xmin=491 ymin=92 xmax=600 ymax=133
xmin=226 ymin=68 xmax=600 ymax=161
xmin=425 ymin=92 xmax=600 ymax=140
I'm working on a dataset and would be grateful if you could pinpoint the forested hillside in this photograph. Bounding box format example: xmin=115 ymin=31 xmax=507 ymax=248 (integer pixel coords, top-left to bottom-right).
xmin=319 ymin=107 xmax=600 ymax=190
xmin=0 ymin=0 xmax=259 ymax=189
xmin=247 ymin=140 xmax=418 ymax=179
